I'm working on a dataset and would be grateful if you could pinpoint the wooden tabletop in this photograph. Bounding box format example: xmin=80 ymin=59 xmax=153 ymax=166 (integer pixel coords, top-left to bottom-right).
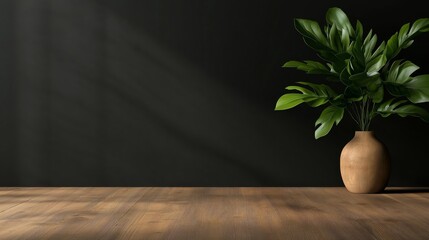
xmin=0 ymin=187 xmax=428 ymax=240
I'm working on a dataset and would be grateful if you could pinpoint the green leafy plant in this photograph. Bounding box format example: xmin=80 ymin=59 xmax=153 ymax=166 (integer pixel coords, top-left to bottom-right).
xmin=275 ymin=7 xmax=429 ymax=139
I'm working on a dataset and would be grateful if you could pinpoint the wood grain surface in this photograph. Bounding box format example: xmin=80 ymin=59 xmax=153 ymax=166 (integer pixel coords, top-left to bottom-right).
xmin=0 ymin=187 xmax=428 ymax=240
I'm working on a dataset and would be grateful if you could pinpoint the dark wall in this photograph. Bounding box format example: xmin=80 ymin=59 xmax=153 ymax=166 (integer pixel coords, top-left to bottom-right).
xmin=1 ymin=0 xmax=428 ymax=186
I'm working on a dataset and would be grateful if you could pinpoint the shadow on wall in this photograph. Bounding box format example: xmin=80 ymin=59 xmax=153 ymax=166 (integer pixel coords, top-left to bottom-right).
xmin=11 ymin=0 xmax=328 ymax=187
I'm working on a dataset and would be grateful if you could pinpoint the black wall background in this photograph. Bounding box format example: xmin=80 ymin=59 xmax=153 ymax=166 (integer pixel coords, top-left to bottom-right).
xmin=1 ymin=0 xmax=429 ymax=186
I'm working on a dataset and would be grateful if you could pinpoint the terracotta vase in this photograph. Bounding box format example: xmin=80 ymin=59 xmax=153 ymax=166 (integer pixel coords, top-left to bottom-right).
xmin=340 ymin=131 xmax=390 ymax=193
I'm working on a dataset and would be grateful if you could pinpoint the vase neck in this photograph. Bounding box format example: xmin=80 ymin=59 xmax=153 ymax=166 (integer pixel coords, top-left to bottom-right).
xmin=354 ymin=131 xmax=375 ymax=138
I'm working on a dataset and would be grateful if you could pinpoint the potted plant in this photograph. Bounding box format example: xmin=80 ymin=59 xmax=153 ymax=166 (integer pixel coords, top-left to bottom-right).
xmin=275 ymin=7 xmax=429 ymax=193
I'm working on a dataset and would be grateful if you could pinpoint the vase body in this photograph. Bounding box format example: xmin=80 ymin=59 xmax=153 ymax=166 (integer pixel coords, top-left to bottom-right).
xmin=340 ymin=131 xmax=390 ymax=193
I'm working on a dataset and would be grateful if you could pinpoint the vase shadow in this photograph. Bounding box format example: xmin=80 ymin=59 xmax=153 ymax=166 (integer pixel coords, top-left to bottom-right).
xmin=382 ymin=188 xmax=429 ymax=194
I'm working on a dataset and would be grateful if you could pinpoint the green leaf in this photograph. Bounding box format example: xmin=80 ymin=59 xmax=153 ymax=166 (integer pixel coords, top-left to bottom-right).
xmin=364 ymin=34 xmax=377 ymax=61
xmin=386 ymin=60 xmax=402 ymax=82
xmin=344 ymin=86 xmax=363 ymax=102
xmin=409 ymin=18 xmax=429 ymax=36
xmin=349 ymin=72 xmax=380 ymax=87
xmin=404 ymin=74 xmax=429 ymax=103
xmin=395 ymin=105 xmax=429 ymax=122
xmin=339 ymin=68 xmax=352 ymax=86
xmin=305 ymin=61 xmax=328 ymax=69
xmin=314 ymin=105 xmax=344 ymax=139
xmin=330 ymin=94 xmax=347 ymax=107
xmin=385 ymin=32 xmax=398 ymax=60
xmin=276 ymin=82 xmax=339 ymax=110
xmin=285 ymin=85 xmax=313 ymax=95
xmin=371 ymin=85 xmax=384 ymax=103
xmin=317 ymin=51 xmax=347 ymax=74
xmin=351 ymin=42 xmax=365 ymax=70
xmin=355 ymin=20 xmax=364 ymax=42
xmin=297 ymin=82 xmax=337 ymax=97
xmin=275 ymin=93 xmax=308 ymax=110
xmin=326 ymin=7 xmax=354 ymax=36
xmin=341 ymin=28 xmax=350 ymax=50
xmin=302 ymin=37 xmax=331 ymax=52
xmin=308 ymin=98 xmax=329 ymax=107
xmin=385 ymin=82 xmax=409 ymax=97
xmin=368 ymin=78 xmax=384 ymax=103
xmin=294 ymin=19 xmax=329 ymax=51
xmin=369 ymin=41 xmax=385 ymax=62
xmin=283 ymin=60 xmax=334 ymax=76
xmin=398 ymin=23 xmax=410 ymax=45
xmin=384 ymin=61 xmax=428 ymax=103
xmin=367 ymin=54 xmax=386 ymax=74
xmin=386 ymin=60 xmax=419 ymax=83
xmin=363 ymin=29 xmax=373 ymax=46
xmin=344 ymin=71 xmax=383 ymax=102
xmin=385 ymin=19 xmax=429 ymax=61
xmin=328 ymin=23 xmax=341 ymax=51
xmin=397 ymin=61 xmax=420 ymax=83
xmin=377 ymin=98 xmax=404 ymax=113
xmin=376 ymin=99 xmax=429 ymax=122
xmin=403 ymin=40 xmax=414 ymax=49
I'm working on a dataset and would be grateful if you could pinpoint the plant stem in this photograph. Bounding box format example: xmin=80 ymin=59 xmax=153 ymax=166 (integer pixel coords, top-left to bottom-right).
xmin=347 ymin=97 xmax=375 ymax=131
xmin=347 ymin=109 xmax=360 ymax=126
